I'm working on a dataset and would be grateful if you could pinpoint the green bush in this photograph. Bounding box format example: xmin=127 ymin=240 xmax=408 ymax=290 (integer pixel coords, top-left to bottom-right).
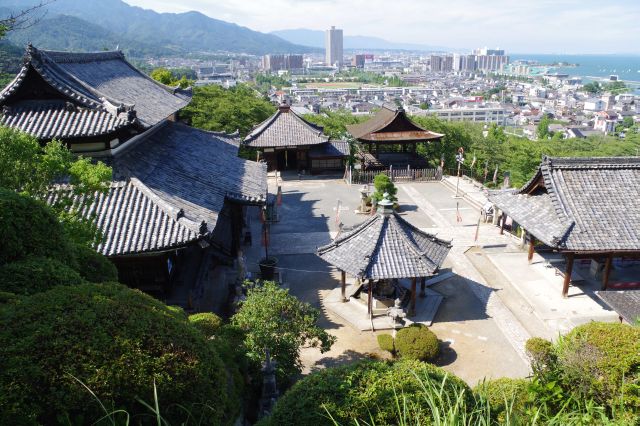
xmin=525 ymin=336 xmax=556 ymax=376
xmin=0 ymin=189 xmax=70 ymax=265
xmin=0 ymin=283 xmax=240 ymax=425
xmin=189 ymin=312 xmax=223 ymax=337
xmin=395 ymin=324 xmax=439 ymax=361
xmin=555 ymin=322 xmax=640 ymax=410
xmin=259 ymin=359 xmax=471 ymax=426
xmin=0 ymin=256 xmax=85 ymax=295
xmin=474 ymin=378 xmax=530 ymax=420
xmin=377 ymin=333 xmax=394 ymax=354
xmin=371 ymin=173 xmax=397 ymax=203
xmin=70 ymin=244 xmax=118 ymax=283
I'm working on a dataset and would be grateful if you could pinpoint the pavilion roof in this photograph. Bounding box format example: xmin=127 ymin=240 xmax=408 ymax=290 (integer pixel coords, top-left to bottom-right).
xmin=243 ymin=104 xmax=328 ymax=148
xmin=489 ymin=156 xmax=640 ymax=252
xmin=317 ymin=211 xmax=451 ymax=280
xmin=346 ymin=104 xmax=443 ymax=142
xmin=0 ymin=45 xmax=191 ymax=135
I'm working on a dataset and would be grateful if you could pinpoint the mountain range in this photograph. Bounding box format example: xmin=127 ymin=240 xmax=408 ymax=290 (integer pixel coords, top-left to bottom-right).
xmin=1 ymin=0 xmax=316 ymax=56
xmin=271 ymin=29 xmax=451 ymax=52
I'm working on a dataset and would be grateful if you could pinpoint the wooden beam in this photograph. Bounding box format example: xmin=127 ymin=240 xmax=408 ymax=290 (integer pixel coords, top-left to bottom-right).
xmin=602 ymin=254 xmax=613 ymax=290
xmin=499 ymin=213 xmax=506 ymax=235
xmin=341 ymin=270 xmax=347 ymax=302
xmin=409 ymin=277 xmax=417 ymax=317
xmin=562 ymin=253 xmax=574 ymax=298
xmin=527 ymin=235 xmax=535 ymax=264
xmin=420 ymin=277 xmax=426 ymax=297
xmin=367 ymin=279 xmax=373 ymax=315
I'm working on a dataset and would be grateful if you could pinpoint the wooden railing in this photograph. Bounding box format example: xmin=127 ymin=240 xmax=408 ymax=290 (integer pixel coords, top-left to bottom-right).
xmin=349 ymin=167 xmax=441 ymax=184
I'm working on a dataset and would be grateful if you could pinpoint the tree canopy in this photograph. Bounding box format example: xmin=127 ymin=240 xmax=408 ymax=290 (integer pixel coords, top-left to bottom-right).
xmin=182 ymin=84 xmax=276 ymax=137
xmin=231 ymin=281 xmax=335 ymax=385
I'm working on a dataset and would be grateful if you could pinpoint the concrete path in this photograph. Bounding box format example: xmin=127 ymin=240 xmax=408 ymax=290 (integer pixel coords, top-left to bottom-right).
xmin=242 ymin=176 xmax=620 ymax=385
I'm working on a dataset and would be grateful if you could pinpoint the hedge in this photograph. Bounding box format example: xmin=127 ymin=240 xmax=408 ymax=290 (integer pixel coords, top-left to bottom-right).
xmin=556 ymin=322 xmax=640 ymax=410
xmin=258 ymin=359 xmax=471 ymax=426
xmin=395 ymin=324 xmax=440 ymax=361
xmin=0 ymin=189 xmax=70 ymax=265
xmin=189 ymin=312 xmax=223 ymax=337
xmin=377 ymin=333 xmax=394 ymax=354
xmin=70 ymin=244 xmax=118 ymax=283
xmin=0 ymin=283 xmax=240 ymax=425
xmin=0 ymin=256 xmax=86 ymax=295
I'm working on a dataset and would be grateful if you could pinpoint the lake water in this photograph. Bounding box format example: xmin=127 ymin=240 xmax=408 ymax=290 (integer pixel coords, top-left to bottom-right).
xmin=510 ymin=53 xmax=640 ymax=86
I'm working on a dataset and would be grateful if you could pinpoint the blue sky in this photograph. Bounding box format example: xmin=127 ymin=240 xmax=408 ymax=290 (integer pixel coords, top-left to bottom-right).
xmin=124 ymin=0 xmax=640 ymax=54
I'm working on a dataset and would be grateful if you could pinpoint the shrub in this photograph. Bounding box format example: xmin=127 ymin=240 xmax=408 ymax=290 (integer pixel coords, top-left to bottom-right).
xmin=474 ymin=378 xmax=530 ymax=421
xmin=525 ymin=337 xmax=556 ymax=376
xmin=395 ymin=324 xmax=439 ymax=361
xmin=259 ymin=359 xmax=471 ymax=426
xmin=555 ymin=322 xmax=640 ymax=410
xmin=371 ymin=173 xmax=398 ymax=203
xmin=0 ymin=283 xmax=240 ymax=425
xmin=377 ymin=333 xmax=394 ymax=354
xmin=70 ymin=244 xmax=118 ymax=283
xmin=0 ymin=189 xmax=70 ymax=265
xmin=0 ymin=256 xmax=85 ymax=295
xmin=232 ymin=281 xmax=335 ymax=385
xmin=189 ymin=312 xmax=223 ymax=337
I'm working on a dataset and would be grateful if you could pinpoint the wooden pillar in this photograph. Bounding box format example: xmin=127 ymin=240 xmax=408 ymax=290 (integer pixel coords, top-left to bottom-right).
xmin=420 ymin=277 xmax=426 ymax=297
xmin=367 ymin=279 xmax=373 ymax=315
xmin=562 ymin=253 xmax=574 ymax=298
xmin=602 ymin=253 xmax=613 ymax=290
xmin=341 ymin=270 xmax=347 ymax=302
xmin=527 ymin=235 xmax=535 ymax=264
xmin=499 ymin=213 xmax=506 ymax=235
xmin=409 ymin=277 xmax=417 ymax=317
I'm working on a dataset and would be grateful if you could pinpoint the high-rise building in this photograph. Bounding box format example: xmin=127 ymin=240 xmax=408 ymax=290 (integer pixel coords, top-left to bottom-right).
xmin=352 ymin=54 xmax=374 ymax=68
xmin=262 ymin=54 xmax=304 ymax=72
xmin=325 ymin=26 xmax=344 ymax=66
xmin=430 ymin=55 xmax=453 ymax=72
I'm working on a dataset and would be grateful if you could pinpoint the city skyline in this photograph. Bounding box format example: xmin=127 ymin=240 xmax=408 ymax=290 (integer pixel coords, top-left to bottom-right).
xmin=122 ymin=0 xmax=640 ymax=54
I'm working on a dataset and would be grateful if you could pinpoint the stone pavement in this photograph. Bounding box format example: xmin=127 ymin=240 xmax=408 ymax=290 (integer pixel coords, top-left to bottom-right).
xmin=241 ymin=176 xmax=620 ymax=385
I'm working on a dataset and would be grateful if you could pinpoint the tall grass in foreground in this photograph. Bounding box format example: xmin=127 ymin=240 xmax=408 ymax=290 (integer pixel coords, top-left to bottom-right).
xmin=324 ymin=372 xmax=634 ymax=426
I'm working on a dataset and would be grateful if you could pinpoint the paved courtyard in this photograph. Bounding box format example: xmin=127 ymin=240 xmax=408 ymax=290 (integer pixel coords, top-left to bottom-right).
xmin=243 ymin=174 xmax=619 ymax=385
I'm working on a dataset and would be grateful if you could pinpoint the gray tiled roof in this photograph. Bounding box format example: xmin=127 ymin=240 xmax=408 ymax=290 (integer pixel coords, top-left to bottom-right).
xmin=346 ymin=104 xmax=443 ymax=142
xmin=49 ymin=179 xmax=200 ymax=256
xmin=317 ymin=212 xmax=451 ymax=279
xmin=244 ymin=105 xmax=328 ymax=148
xmin=49 ymin=122 xmax=267 ymax=257
xmin=308 ymin=140 xmax=350 ymax=158
xmin=596 ymin=290 xmax=640 ymax=324
xmin=114 ymin=122 xmax=267 ymax=233
xmin=1 ymin=100 xmax=130 ymax=139
xmin=0 ymin=46 xmax=190 ymax=129
xmin=489 ymin=156 xmax=640 ymax=251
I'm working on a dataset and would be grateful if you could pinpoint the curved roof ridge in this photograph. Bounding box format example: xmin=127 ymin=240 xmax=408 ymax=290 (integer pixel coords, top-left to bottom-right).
xmin=318 ymin=214 xmax=380 ymax=252
xmin=35 ymin=47 xmax=136 ymax=110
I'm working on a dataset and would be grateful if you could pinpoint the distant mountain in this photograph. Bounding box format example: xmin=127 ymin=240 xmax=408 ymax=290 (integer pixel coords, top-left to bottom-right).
xmin=1 ymin=0 xmax=316 ymax=56
xmin=271 ymin=29 xmax=450 ymax=52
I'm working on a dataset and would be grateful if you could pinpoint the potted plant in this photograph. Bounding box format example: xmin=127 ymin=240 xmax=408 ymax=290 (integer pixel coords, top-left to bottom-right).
xmin=259 ymin=256 xmax=278 ymax=280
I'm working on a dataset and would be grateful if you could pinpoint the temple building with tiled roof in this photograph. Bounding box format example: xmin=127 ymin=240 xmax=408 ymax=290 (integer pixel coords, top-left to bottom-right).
xmin=243 ymin=104 xmax=348 ymax=173
xmin=0 ymin=45 xmax=190 ymax=153
xmin=347 ymin=104 xmax=443 ymax=169
xmin=489 ymin=156 xmax=640 ymax=298
xmin=1 ymin=46 xmax=266 ymax=311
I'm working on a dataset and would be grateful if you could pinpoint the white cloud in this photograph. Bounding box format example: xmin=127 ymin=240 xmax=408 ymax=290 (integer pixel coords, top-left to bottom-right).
xmin=123 ymin=0 xmax=640 ymax=53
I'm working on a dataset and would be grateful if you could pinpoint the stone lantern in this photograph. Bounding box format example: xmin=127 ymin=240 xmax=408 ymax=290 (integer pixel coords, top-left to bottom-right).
xmin=387 ymin=297 xmax=406 ymax=329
